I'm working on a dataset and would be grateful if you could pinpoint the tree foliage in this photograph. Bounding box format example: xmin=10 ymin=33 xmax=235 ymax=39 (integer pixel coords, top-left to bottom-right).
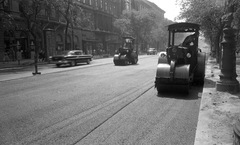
xmin=231 ymin=0 xmax=240 ymax=50
xmin=19 ymin=0 xmax=46 ymax=35
xmin=18 ymin=0 xmax=48 ymax=65
xmin=177 ymin=0 xmax=240 ymax=60
xmin=0 ymin=0 xmax=17 ymax=30
xmin=48 ymin=0 xmax=79 ymax=50
xmin=47 ymin=0 xmax=92 ymax=50
xmin=114 ymin=9 xmax=168 ymax=51
xmin=177 ymin=0 xmax=225 ymax=61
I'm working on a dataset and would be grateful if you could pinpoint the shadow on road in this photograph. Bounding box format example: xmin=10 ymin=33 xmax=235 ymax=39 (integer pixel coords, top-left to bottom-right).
xmin=156 ymin=85 xmax=204 ymax=100
xmin=54 ymin=63 xmax=89 ymax=68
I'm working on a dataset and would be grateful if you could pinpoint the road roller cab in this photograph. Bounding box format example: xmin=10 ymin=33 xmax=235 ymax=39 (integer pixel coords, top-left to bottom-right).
xmin=155 ymin=22 xmax=206 ymax=94
xmin=113 ymin=36 xmax=138 ymax=65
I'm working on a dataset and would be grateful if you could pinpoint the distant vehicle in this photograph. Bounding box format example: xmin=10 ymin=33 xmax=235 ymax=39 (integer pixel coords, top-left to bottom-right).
xmin=159 ymin=51 xmax=166 ymax=57
xmin=49 ymin=50 xmax=93 ymax=67
xmin=113 ymin=36 xmax=138 ymax=65
xmin=147 ymin=48 xmax=157 ymax=55
xmin=157 ymin=51 xmax=168 ymax=64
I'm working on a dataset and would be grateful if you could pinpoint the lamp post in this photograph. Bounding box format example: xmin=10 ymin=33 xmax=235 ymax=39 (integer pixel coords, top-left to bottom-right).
xmin=216 ymin=1 xmax=239 ymax=93
xmin=31 ymin=40 xmax=41 ymax=75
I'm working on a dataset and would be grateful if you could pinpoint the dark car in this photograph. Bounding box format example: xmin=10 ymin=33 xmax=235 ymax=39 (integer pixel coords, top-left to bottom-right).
xmin=147 ymin=48 xmax=157 ymax=55
xmin=49 ymin=50 xmax=93 ymax=67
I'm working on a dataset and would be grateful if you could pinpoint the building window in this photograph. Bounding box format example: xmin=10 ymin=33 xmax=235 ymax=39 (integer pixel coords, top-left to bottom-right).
xmin=95 ymin=0 xmax=98 ymax=7
xmin=2 ymin=0 xmax=10 ymax=12
xmin=105 ymin=1 xmax=107 ymax=11
xmin=86 ymin=0 xmax=89 ymax=4
xmin=109 ymin=4 xmax=112 ymax=13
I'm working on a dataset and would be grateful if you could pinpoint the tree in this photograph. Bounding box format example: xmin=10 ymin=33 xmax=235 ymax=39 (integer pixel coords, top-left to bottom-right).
xmin=48 ymin=0 xmax=92 ymax=51
xmin=19 ymin=0 xmax=47 ymax=74
xmin=48 ymin=0 xmax=77 ymax=50
xmin=0 ymin=0 xmax=16 ymax=61
xmin=19 ymin=0 xmax=46 ymax=38
xmin=150 ymin=18 xmax=174 ymax=51
xmin=114 ymin=9 xmax=159 ymax=52
xmin=177 ymin=0 xmax=225 ymax=62
xmin=0 ymin=0 xmax=16 ymax=30
xmin=231 ymin=0 xmax=240 ymax=52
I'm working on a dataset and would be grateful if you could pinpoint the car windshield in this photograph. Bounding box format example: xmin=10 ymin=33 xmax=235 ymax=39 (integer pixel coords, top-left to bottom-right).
xmin=56 ymin=51 xmax=70 ymax=55
xmin=149 ymin=48 xmax=155 ymax=50
xmin=57 ymin=51 xmax=75 ymax=55
xmin=173 ymin=32 xmax=194 ymax=46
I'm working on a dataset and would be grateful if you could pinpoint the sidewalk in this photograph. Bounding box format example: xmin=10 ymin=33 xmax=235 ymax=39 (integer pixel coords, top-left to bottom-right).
xmin=0 ymin=55 xmax=109 ymax=70
xmin=0 ymin=59 xmax=37 ymax=69
xmin=194 ymin=58 xmax=240 ymax=145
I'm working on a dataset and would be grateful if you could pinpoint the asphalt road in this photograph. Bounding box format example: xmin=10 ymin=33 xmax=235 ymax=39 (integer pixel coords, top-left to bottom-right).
xmin=0 ymin=55 xmax=202 ymax=145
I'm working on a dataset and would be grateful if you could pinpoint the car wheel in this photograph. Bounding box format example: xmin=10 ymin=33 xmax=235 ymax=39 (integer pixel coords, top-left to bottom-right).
xmin=70 ymin=61 xmax=75 ymax=66
xmin=56 ymin=64 xmax=61 ymax=67
xmin=132 ymin=58 xmax=138 ymax=64
xmin=124 ymin=60 xmax=128 ymax=65
xmin=74 ymin=61 xmax=77 ymax=66
xmin=86 ymin=59 xmax=90 ymax=64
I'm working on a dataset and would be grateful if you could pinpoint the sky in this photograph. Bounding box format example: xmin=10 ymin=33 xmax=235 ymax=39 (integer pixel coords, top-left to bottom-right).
xmin=147 ymin=0 xmax=181 ymax=21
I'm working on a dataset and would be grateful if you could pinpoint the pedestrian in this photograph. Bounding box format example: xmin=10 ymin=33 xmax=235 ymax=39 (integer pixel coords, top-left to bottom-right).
xmin=3 ymin=52 xmax=10 ymax=63
xmin=10 ymin=46 xmax=15 ymax=61
xmin=41 ymin=50 xmax=45 ymax=62
xmin=17 ymin=50 xmax=22 ymax=65
xmin=39 ymin=50 xmax=45 ymax=62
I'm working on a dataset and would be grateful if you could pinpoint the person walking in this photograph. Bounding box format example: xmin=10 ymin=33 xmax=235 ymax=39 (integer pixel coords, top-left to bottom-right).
xmin=39 ymin=50 xmax=45 ymax=62
xmin=17 ymin=50 xmax=22 ymax=65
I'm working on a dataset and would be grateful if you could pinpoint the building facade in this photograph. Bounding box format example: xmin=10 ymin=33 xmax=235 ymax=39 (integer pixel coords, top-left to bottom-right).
xmin=0 ymin=0 xmax=165 ymax=62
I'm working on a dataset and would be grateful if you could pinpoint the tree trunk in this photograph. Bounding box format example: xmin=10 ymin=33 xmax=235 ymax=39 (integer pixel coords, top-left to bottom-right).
xmin=209 ymin=36 xmax=215 ymax=57
xmin=215 ymin=36 xmax=220 ymax=63
xmin=0 ymin=18 xmax=4 ymax=62
xmin=72 ymin=24 xmax=74 ymax=50
xmin=216 ymin=30 xmax=222 ymax=63
xmin=64 ymin=22 xmax=69 ymax=50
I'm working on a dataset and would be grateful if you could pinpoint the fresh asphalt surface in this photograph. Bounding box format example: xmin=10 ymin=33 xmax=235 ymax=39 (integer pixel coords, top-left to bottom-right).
xmin=0 ymin=55 xmax=202 ymax=145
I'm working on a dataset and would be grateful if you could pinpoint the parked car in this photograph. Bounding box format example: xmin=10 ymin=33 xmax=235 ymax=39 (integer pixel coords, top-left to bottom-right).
xmin=147 ymin=48 xmax=157 ymax=55
xmin=49 ymin=50 xmax=93 ymax=67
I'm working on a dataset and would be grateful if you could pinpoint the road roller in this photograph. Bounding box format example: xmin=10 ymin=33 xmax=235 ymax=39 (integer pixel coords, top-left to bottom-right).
xmin=155 ymin=22 xmax=206 ymax=94
xmin=113 ymin=36 xmax=138 ymax=65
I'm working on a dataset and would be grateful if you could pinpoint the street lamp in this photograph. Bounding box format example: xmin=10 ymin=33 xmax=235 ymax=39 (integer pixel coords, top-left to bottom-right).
xmin=31 ymin=41 xmax=41 ymax=75
xmin=216 ymin=0 xmax=239 ymax=93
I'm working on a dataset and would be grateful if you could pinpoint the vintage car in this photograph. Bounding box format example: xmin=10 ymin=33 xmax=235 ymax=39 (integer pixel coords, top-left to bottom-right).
xmin=49 ymin=50 xmax=93 ymax=67
xmin=147 ymin=48 xmax=157 ymax=55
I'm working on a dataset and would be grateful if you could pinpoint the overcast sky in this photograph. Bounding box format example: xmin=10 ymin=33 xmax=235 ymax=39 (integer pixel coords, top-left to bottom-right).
xmin=147 ymin=0 xmax=181 ymax=21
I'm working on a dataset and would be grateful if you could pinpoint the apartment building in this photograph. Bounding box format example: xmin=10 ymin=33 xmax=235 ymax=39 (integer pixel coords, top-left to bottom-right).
xmin=0 ymin=0 xmax=165 ymax=61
